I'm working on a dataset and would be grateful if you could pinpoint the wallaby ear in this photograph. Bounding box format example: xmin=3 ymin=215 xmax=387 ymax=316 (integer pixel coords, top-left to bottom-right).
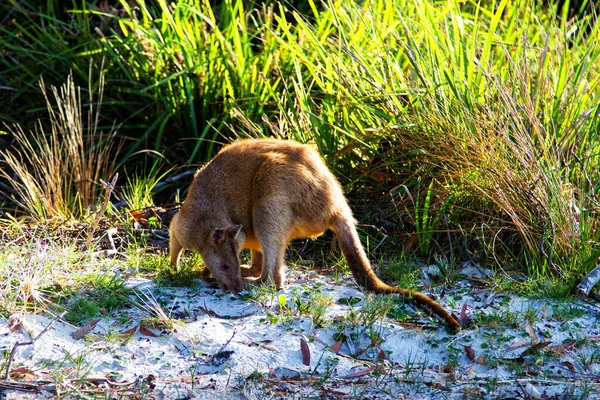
xmin=212 ymin=228 xmax=225 ymax=246
xmin=228 ymin=224 xmax=242 ymax=239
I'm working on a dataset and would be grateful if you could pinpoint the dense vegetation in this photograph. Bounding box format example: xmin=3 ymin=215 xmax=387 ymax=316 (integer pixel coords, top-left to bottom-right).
xmin=1 ymin=0 xmax=599 ymax=293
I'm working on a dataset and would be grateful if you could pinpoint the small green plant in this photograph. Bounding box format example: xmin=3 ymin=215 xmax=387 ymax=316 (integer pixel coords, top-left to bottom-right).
xmin=475 ymin=309 xmax=519 ymax=330
xmin=63 ymin=272 xmax=134 ymax=325
xmin=121 ymin=160 xmax=171 ymax=212
xmin=131 ymin=250 xmax=202 ymax=286
xmin=292 ymin=286 xmax=332 ymax=328
xmin=551 ymin=303 xmax=586 ymax=322
xmin=136 ymin=290 xmax=177 ymax=331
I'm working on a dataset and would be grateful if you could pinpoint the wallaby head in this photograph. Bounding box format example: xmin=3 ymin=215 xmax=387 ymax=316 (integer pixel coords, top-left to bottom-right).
xmin=200 ymin=224 xmax=244 ymax=292
xmin=170 ymin=209 xmax=245 ymax=292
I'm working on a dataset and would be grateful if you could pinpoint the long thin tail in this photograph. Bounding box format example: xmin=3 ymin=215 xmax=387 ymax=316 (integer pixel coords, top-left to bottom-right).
xmin=332 ymin=215 xmax=461 ymax=331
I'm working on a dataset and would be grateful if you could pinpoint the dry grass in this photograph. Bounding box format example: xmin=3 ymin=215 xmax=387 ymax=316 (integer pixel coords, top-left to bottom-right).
xmin=0 ymin=68 xmax=120 ymax=221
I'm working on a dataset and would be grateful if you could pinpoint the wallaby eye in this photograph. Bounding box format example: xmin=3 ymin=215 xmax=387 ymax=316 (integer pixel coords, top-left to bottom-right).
xmin=223 ymin=264 xmax=230 ymax=270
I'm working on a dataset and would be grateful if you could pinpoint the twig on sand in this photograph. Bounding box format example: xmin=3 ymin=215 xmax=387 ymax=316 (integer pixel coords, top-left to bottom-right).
xmin=3 ymin=311 xmax=68 ymax=381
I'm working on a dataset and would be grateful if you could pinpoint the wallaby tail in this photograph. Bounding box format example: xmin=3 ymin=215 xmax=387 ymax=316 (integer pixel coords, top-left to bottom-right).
xmin=331 ymin=215 xmax=461 ymax=331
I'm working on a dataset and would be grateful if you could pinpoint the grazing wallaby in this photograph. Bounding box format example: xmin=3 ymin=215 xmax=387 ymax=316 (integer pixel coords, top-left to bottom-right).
xmin=169 ymin=139 xmax=460 ymax=330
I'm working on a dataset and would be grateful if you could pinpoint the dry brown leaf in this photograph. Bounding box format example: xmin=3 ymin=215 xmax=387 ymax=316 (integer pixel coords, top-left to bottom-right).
xmin=442 ymin=364 xmax=455 ymax=373
xmin=525 ymin=325 xmax=538 ymax=341
xmin=10 ymin=367 xmax=36 ymax=380
xmin=520 ymin=341 xmax=551 ymax=357
xmin=300 ymin=338 xmax=310 ymax=366
xmin=464 ymin=345 xmax=476 ymax=362
xmin=243 ymin=339 xmax=279 ymax=352
xmin=117 ymin=326 xmax=138 ymax=340
xmin=341 ymin=367 xmax=375 ymax=379
xmin=8 ymin=314 xmax=23 ymax=333
xmin=140 ymin=326 xmax=159 ymax=337
xmin=561 ymin=361 xmax=577 ymax=373
xmin=424 ymin=381 xmax=451 ymax=392
xmin=459 ymin=303 xmax=470 ymax=327
xmin=507 ymin=339 xmax=531 ymax=351
xmin=73 ymin=318 xmax=101 ymax=340
xmin=329 ymin=340 xmax=342 ymax=354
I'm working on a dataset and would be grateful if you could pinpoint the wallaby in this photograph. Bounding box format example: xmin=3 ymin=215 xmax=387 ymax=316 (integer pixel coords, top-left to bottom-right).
xmin=169 ymin=139 xmax=460 ymax=330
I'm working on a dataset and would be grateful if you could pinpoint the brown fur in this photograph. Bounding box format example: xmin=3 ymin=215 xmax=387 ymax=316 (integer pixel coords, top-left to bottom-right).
xmin=170 ymin=139 xmax=460 ymax=330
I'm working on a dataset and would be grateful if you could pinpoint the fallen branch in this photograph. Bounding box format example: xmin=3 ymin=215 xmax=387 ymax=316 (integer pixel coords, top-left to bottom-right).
xmin=4 ymin=311 xmax=68 ymax=381
xmin=577 ymin=263 xmax=600 ymax=297
xmin=154 ymin=169 xmax=196 ymax=190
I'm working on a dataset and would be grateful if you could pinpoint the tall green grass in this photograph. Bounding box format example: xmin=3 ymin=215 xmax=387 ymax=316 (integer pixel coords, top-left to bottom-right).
xmin=263 ymin=0 xmax=600 ymax=281
xmin=92 ymin=0 xmax=296 ymax=162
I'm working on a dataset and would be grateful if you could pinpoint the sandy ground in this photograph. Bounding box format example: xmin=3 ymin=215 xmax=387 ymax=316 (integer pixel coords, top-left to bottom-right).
xmin=2 ymin=263 xmax=600 ymax=399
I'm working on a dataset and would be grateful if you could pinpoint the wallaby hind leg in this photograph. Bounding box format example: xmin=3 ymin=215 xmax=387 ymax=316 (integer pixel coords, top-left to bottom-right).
xmin=241 ymin=250 xmax=263 ymax=279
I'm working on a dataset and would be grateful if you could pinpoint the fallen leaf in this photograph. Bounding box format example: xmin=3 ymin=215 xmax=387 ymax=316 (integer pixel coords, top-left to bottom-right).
xmin=243 ymin=339 xmax=279 ymax=352
xmin=520 ymin=341 xmax=551 ymax=357
xmin=10 ymin=367 xmax=35 ymax=379
xmin=525 ymin=325 xmax=538 ymax=341
xmin=73 ymin=318 xmax=101 ymax=340
xmin=424 ymin=381 xmax=451 ymax=392
xmin=329 ymin=340 xmax=342 ymax=354
xmin=198 ymin=305 xmax=253 ymax=320
xmin=404 ymin=234 xmax=419 ymax=252
xmin=8 ymin=314 xmax=23 ymax=333
xmin=271 ymin=366 xmax=301 ymax=380
xmin=561 ymin=361 xmax=577 ymax=373
xmin=464 ymin=345 xmax=476 ymax=362
xmin=341 ymin=367 xmax=375 ymax=379
xmin=442 ymin=364 xmax=455 ymax=373
xmin=377 ymin=349 xmax=387 ymax=361
xmin=300 ymin=338 xmax=310 ymax=366
xmin=140 ymin=326 xmax=159 ymax=337
xmin=459 ymin=303 xmax=470 ymax=327
xmin=507 ymin=339 xmax=531 ymax=351
xmin=117 ymin=326 xmax=138 ymax=340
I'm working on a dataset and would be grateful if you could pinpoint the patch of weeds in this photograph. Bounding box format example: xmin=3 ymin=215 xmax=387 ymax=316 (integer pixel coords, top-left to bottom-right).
xmin=377 ymin=254 xmax=420 ymax=292
xmin=250 ymin=289 xmax=295 ymax=325
xmin=475 ymin=309 xmax=520 ymax=330
xmin=386 ymin=303 xmax=412 ymax=324
xmin=132 ymin=250 xmax=202 ymax=286
xmin=62 ymin=273 xmax=134 ymax=325
xmin=495 ymin=272 xmax=576 ymax=299
xmin=121 ymin=161 xmax=171 ymax=212
xmin=577 ymin=349 xmax=600 ymax=371
xmin=303 ymin=248 xmax=351 ymax=286
xmin=0 ymin=242 xmax=86 ymax=316
xmin=401 ymin=350 xmax=427 ymax=380
xmin=291 ymin=285 xmax=332 ymax=328
xmin=312 ymin=354 xmax=340 ymax=386
xmin=65 ymin=297 xmax=101 ymax=325
xmin=136 ymin=290 xmax=178 ymax=331
xmin=341 ymin=295 xmax=393 ymax=328
xmin=551 ymin=302 xmax=586 ymax=321
xmin=248 ymin=283 xmax=333 ymax=327
xmin=334 ymin=295 xmax=394 ymax=350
